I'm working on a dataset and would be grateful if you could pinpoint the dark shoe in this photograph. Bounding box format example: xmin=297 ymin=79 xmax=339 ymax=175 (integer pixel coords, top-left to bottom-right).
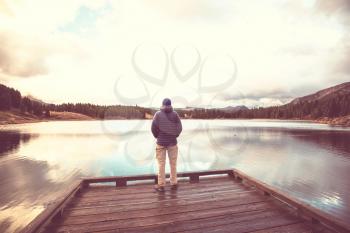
xmin=154 ymin=185 xmax=165 ymax=192
xmin=171 ymin=184 xmax=178 ymax=190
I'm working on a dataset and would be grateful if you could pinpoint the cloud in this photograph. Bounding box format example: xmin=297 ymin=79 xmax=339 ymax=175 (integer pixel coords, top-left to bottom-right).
xmin=0 ymin=1 xmax=109 ymax=79
xmin=308 ymin=0 xmax=350 ymax=84
xmin=216 ymin=83 xmax=333 ymax=107
xmin=280 ymin=46 xmax=319 ymax=56
xmin=0 ymin=0 xmax=13 ymax=16
xmin=315 ymin=0 xmax=350 ymax=26
xmin=217 ymin=88 xmax=295 ymax=107
xmin=143 ymin=0 xmax=234 ymax=21
xmin=223 ymin=89 xmax=292 ymax=101
xmin=0 ymin=30 xmax=49 ymax=77
xmin=315 ymin=0 xmax=350 ymax=14
xmin=1 ymin=0 xmax=349 ymax=107
xmin=335 ymin=47 xmax=350 ymax=74
xmin=331 ymin=35 xmax=350 ymax=83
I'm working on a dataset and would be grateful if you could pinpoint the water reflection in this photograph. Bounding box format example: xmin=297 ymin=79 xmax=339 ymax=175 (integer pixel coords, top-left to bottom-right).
xmin=0 ymin=131 xmax=33 ymax=156
xmin=0 ymin=130 xmax=82 ymax=232
xmin=288 ymin=130 xmax=350 ymax=157
xmin=0 ymin=155 xmax=82 ymax=232
xmin=0 ymin=120 xmax=350 ymax=232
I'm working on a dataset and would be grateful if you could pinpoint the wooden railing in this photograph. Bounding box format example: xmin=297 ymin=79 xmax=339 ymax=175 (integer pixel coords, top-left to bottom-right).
xmin=82 ymin=169 xmax=234 ymax=187
xmin=21 ymin=169 xmax=350 ymax=233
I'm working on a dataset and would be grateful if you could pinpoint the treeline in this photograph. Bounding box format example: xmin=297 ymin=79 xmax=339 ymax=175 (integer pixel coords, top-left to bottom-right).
xmin=0 ymin=84 xmax=21 ymax=110
xmin=48 ymin=103 xmax=154 ymax=119
xmin=0 ymin=84 xmax=48 ymax=116
xmin=177 ymin=108 xmax=237 ymax=119
xmin=220 ymin=93 xmax=350 ymax=119
xmin=177 ymin=91 xmax=350 ymax=119
xmin=0 ymin=84 xmax=154 ymax=119
xmin=1 ymin=83 xmax=349 ymax=120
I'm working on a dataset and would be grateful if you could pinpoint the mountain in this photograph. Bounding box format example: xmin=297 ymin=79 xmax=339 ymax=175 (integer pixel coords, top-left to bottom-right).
xmin=26 ymin=95 xmax=47 ymax=105
xmin=231 ymin=82 xmax=350 ymax=122
xmin=290 ymin=82 xmax=350 ymax=105
xmin=221 ymin=105 xmax=249 ymax=113
xmin=283 ymin=82 xmax=350 ymax=118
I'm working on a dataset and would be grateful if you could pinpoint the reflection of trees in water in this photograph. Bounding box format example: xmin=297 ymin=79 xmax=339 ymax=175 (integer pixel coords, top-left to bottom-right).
xmin=0 ymin=131 xmax=37 ymax=156
xmin=0 ymin=130 xmax=83 ymax=233
xmin=214 ymin=127 xmax=350 ymax=157
xmin=287 ymin=130 xmax=350 ymax=157
xmin=270 ymin=129 xmax=350 ymax=223
xmin=203 ymin=127 xmax=350 ymax=172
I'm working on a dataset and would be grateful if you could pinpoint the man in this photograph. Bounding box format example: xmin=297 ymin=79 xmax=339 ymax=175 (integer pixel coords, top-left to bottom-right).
xmin=151 ymin=98 xmax=182 ymax=192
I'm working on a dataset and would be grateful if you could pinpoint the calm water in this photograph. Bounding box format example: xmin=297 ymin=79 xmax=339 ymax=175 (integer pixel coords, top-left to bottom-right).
xmin=0 ymin=119 xmax=350 ymax=232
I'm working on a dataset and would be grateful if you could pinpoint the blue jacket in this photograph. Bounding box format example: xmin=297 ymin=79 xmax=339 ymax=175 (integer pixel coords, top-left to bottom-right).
xmin=151 ymin=106 xmax=182 ymax=146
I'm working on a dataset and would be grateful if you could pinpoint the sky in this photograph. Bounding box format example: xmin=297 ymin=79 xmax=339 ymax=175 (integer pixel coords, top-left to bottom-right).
xmin=0 ymin=0 xmax=349 ymax=108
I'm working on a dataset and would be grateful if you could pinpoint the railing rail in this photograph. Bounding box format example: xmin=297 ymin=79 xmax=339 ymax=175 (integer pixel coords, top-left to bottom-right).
xmin=82 ymin=169 xmax=234 ymax=187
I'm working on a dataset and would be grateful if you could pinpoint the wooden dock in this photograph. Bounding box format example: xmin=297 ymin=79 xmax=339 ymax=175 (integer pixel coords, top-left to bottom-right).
xmin=22 ymin=169 xmax=350 ymax=233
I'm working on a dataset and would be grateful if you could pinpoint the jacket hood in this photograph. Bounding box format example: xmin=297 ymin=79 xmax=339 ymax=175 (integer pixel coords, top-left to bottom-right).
xmin=161 ymin=105 xmax=173 ymax=113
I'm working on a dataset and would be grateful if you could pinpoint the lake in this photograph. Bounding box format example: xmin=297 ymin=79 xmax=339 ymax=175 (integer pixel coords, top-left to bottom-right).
xmin=0 ymin=119 xmax=350 ymax=232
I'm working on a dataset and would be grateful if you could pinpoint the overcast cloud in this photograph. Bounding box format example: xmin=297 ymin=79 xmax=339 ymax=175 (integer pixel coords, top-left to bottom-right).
xmin=0 ymin=0 xmax=349 ymax=107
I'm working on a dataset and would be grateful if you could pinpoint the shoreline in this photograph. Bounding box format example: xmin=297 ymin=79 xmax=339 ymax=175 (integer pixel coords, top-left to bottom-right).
xmin=1 ymin=111 xmax=349 ymax=127
xmin=0 ymin=111 xmax=95 ymax=125
xmin=313 ymin=116 xmax=350 ymax=127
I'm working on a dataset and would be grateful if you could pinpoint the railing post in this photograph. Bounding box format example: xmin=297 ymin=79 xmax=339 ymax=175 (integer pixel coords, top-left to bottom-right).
xmin=236 ymin=175 xmax=243 ymax=183
xmin=82 ymin=180 xmax=89 ymax=188
xmin=190 ymin=175 xmax=199 ymax=183
xmin=227 ymin=170 xmax=235 ymax=178
xmin=116 ymin=178 xmax=127 ymax=187
xmin=263 ymin=191 xmax=270 ymax=196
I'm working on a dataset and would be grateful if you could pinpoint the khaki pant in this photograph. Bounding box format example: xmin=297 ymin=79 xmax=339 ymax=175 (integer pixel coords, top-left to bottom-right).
xmin=156 ymin=144 xmax=178 ymax=187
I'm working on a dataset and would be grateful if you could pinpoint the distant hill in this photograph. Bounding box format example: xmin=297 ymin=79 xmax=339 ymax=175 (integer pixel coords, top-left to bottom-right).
xmin=230 ymin=82 xmax=350 ymax=124
xmin=26 ymin=95 xmax=47 ymax=105
xmin=284 ymin=82 xmax=350 ymax=118
xmin=178 ymin=82 xmax=349 ymax=120
xmin=221 ymin=105 xmax=249 ymax=113
xmin=290 ymin=82 xmax=350 ymax=105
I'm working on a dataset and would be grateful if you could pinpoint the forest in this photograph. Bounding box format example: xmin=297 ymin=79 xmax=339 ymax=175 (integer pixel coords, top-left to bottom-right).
xmin=0 ymin=84 xmax=153 ymax=119
xmin=1 ymin=83 xmax=349 ymax=120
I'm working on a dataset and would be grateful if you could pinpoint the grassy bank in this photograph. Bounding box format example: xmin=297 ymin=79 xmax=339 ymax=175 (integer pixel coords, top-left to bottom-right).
xmin=1 ymin=110 xmax=349 ymax=127
xmin=314 ymin=115 xmax=350 ymax=127
xmin=0 ymin=110 xmax=94 ymax=125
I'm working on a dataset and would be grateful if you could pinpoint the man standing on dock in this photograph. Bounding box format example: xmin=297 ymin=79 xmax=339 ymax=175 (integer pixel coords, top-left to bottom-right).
xmin=151 ymin=98 xmax=182 ymax=192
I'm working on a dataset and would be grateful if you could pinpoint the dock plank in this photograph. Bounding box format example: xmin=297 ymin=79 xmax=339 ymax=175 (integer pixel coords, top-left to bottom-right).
xmin=82 ymin=179 xmax=241 ymax=198
xmin=49 ymin=201 xmax=276 ymax=232
xmin=41 ymin=174 xmax=337 ymax=233
xmin=250 ymin=222 xmax=314 ymax=233
xmin=68 ymin=192 xmax=260 ymax=216
xmin=75 ymin=184 xmax=249 ymax=204
xmin=96 ymin=209 xmax=299 ymax=233
xmin=60 ymin=196 xmax=270 ymax=225
xmin=71 ymin=188 xmax=255 ymax=208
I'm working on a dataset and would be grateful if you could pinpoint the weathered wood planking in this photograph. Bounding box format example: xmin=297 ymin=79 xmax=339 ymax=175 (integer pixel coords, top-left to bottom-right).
xmin=21 ymin=169 xmax=349 ymax=233
xmin=233 ymin=169 xmax=349 ymax=233
xmin=21 ymin=180 xmax=83 ymax=233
